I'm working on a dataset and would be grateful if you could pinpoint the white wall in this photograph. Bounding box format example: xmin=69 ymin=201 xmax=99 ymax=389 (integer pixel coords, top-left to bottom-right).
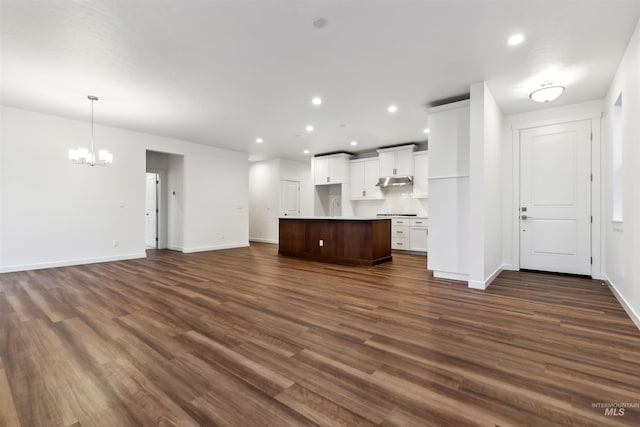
xmin=603 ymin=19 xmax=640 ymax=328
xmin=469 ymin=82 xmax=504 ymax=289
xmin=280 ymin=158 xmax=313 ymax=218
xmin=0 ymin=105 xmax=248 ymax=272
xmin=249 ymin=158 xmax=312 ymax=243
xmin=167 ymin=154 xmax=184 ymax=250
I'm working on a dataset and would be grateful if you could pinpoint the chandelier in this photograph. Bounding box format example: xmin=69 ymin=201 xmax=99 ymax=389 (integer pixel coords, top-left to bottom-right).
xmin=69 ymin=95 xmax=113 ymax=166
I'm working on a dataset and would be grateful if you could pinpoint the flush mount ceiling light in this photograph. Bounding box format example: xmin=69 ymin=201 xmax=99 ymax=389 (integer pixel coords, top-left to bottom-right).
xmin=423 ymin=128 xmax=430 ymax=134
xmin=256 ymin=137 xmax=263 ymax=143
xmin=529 ymin=83 xmax=565 ymax=103
xmin=303 ymin=149 xmax=310 ymax=154
xmin=507 ymin=33 xmax=525 ymax=46
xmin=387 ymin=104 xmax=398 ymax=113
xmin=311 ymin=96 xmax=322 ymax=106
xmin=69 ymin=95 xmax=112 ymax=166
xmin=350 ymin=141 xmax=358 ymax=146
xmin=305 ymin=125 xmax=314 ymax=132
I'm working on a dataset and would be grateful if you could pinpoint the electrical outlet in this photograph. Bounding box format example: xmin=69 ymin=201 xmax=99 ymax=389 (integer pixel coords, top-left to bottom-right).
xmin=319 ymin=239 xmax=323 ymax=247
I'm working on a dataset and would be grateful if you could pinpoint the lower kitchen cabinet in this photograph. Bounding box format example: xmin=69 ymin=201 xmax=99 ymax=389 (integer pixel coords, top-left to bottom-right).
xmin=391 ymin=217 xmax=428 ymax=252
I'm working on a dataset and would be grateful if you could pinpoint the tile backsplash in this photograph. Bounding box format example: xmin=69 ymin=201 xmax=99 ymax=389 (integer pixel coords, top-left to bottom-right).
xmin=352 ymin=186 xmax=428 ymax=217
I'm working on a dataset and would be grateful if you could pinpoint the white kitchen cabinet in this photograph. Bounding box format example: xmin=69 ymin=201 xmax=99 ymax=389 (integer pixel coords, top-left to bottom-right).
xmin=350 ymin=158 xmax=382 ymax=200
xmin=313 ymin=154 xmax=351 ymax=185
xmin=427 ymin=100 xmax=469 ymax=278
xmin=410 ymin=227 xmax=428 ymax=252
xmin=413 ymin=151 xmax=428 ymax=198
xmin=391 ymin=217 xmax=428 ymax=252
xmin=377 ymin=145 xmax=415 ymax=177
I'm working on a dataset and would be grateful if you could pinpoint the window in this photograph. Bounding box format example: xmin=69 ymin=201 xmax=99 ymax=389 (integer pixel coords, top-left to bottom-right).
xmin=612 ymin=93 xmax=623 ymax=222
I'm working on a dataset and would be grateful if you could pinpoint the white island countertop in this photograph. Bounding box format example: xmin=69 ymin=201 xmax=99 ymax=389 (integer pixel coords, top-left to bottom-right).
xmin=279 ymin=216 xmax=390 ymax=220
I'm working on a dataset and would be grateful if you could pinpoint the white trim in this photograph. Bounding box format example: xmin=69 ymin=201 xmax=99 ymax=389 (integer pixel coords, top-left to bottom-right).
xmin=604 ymin=274 xmax=640 ymax=330
xmin=468 ymin=264 xmax=506 ymax=290
xmin=182 ymin=242 xmax=250 ymax=253
xmin=0 ymin=252 xmax=147 ymax=273
xmin=428 ymin=175 xmax=471 ymax=180
xmin=433 ymin=271 xmax=469 ymax=282
xmin=511 ymin=113 xmax=603 ymax=277
xmin=510 ymin=112 xmax=603 ymax=131
xmin=167 ymin=245 xmax=184 ymax=251
xmin=249 ymin=238 xmax=279 ymax=244
xmin=427 ymin=99 xmax=470 ymax=114
xmin=146 ymin=168 xmax=168 ymax=250
xmin=591 ymin=117 xmax=603 ymax=279
xmin=501 ymin=264 xmax=516 ymax=271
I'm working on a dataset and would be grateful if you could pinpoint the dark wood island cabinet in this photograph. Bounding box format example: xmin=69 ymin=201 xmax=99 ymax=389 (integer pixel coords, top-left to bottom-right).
xmin=279 ymin=217 xmax=392 ymax=266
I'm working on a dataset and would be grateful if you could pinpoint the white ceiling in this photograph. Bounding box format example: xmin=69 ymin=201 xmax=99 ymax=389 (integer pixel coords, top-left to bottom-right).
xmin=1 ymin=0 xmax=639 ymax=162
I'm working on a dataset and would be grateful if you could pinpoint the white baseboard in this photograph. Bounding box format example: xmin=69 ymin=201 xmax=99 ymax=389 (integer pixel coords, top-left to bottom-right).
xmin=501 ymin=264 xmax=515 ymax=271
xmin=433 ymin=271 xmax=469 ymax=282
xmin=0 ymin=252 xmax=147 ymax=274
xmin=249 ymin=238 xmax=279 ymax=244
xmin=468 ymin=264 xmax=506 ymax=290
xmin=604 ymin=274 xmax=640 ymax=330
xmin=182 ymin=242 xmax=250 ymax=253
xmin=166 ymin=245 xmax=184 ymax=251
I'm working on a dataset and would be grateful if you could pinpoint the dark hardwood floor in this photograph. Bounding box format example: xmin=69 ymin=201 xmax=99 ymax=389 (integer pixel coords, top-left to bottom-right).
xmin=1 ymin=243 xmax=639 ymax=426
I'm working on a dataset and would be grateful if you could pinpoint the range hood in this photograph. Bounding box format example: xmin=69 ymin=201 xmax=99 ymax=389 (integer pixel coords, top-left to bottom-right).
xmin=375 ymin=176 xmax=413 ymax=187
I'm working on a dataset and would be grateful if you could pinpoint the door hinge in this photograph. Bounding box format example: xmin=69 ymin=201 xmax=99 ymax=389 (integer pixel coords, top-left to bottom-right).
xmin=590 ymin=173 xmax=593 ymax=182
xmin=590 ymin=132 xmax=593 ymax=141
xmin=156 ymin=209 xmax=159 ymax=213
xmin=590 ymin=257 xmax=593 ymax=264
xmin=156 ymin=180 xmax=159 ymax=184
xmin=590 ymin=215 xmax=593 ymax=224
xmin=156 ymin=237 xmax=159 ymax=241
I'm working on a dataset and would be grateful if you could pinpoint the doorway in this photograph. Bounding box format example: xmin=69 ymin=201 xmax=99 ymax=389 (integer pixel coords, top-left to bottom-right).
xmin=281 ymin=180 xmax=300 ymax=217
xmin=145 ymin=172 xmax=159 ymax=249
xmin=519 ymin=120 xmax=591 ymax=275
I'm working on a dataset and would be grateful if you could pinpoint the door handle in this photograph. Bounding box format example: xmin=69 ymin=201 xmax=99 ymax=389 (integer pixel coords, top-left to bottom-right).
xmin=521 ymin=215 xmax=535 ymax=220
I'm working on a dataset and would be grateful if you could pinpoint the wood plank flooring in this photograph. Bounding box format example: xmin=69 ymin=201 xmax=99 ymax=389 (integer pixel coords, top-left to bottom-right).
xmin=1 ymin=243 xmax=639 ymax=426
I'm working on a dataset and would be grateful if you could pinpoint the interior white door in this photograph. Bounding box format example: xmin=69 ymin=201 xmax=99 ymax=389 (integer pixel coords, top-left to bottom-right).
xmin=145 ymin=173 xmax=157 ymax=248
xmin=282 ymin=180 xmax=300 ymax=217
xmin=520 ymin=120 xmax=591 ymax=275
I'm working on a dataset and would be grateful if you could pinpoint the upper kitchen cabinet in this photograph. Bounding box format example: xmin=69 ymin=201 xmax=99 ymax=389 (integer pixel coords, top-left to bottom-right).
xmin=413 ymin=151 xmax=428 ymax=198
xmin=377 ymin=144 xmax=415 ymax=177
xmin=350 ymin=158 xmax=382 ymax=200
xmin=313 ymin=153 xmax=352 ymax=185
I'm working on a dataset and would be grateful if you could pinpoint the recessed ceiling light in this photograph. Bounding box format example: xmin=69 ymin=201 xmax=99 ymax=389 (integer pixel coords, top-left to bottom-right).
xmin=350 ymin=141 xmax=358 ymax=146
xmin=423 ymin=128 xmax=430 ymax=134
xmin=387 ymin=105 xmax=398 ymax=113
xmin=312 ymin=97 xmax=322 ymax=106
xmin=529 ymin=83 xmax=565 ymax=103
xmin=507 ymin=34 xmax=525 ymax=46
xmin=256 ymin=138 xmax=263 ymax=143
xmin=303 ymin=149 xmax=310 ymax=154
xmin=305 ymin=125 xmax=314 ymax=132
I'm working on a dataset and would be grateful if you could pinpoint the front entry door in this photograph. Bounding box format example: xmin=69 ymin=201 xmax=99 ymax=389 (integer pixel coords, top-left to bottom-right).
xmin=519 ymin=120 xmax=591 ymax=275
xmin=282 ymin=180 xmax=300 ymax=217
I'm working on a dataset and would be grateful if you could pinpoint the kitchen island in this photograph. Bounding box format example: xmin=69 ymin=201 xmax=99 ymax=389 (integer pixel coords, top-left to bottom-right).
xmin=279 ymin=216 xmax=392 ymax=266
